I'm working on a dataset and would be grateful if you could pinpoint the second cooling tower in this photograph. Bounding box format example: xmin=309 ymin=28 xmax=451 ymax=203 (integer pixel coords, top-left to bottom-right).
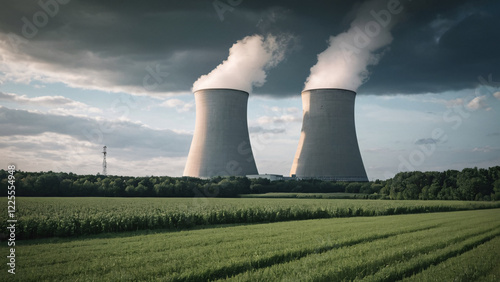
xmin=290 ymin=88 xmax=368 ymax=181
xmin=183 ymin=88 xmax=258 ymax=178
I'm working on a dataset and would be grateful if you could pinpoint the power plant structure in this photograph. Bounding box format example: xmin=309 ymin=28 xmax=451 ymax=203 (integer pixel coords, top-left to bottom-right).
xmin=183 ymin=88 xmax=258 ymax=178
xmin=290 ymin=88 xmax=368 ymax=181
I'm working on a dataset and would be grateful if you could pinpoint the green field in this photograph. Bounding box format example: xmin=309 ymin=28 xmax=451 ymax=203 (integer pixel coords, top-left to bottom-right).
xmin=1 ymin=207 xmax=499 ymax=281
xmin=240 ymin=192 xmax=375 ymax=199
xmin=2 ymin=197 xmax=500 ymax=239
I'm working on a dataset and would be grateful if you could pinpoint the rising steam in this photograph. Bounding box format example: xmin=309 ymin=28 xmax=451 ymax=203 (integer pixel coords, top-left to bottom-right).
xmin=193 ymin=34 xmax=291 ymax=93
xmin=304 ymin=0 xmax=402 ymax=91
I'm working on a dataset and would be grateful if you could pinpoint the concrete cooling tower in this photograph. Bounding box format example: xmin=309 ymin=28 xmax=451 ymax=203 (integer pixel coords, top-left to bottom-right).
xmin=183 ymin=88 xmax=258 ymax=178
xmin=290 ymin=88 xmax=368 ymax=181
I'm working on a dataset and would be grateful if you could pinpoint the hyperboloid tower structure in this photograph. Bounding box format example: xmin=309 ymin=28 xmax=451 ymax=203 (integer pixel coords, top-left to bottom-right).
xmin=183 ymin=88 xmax=258 ymax=178
xmin=290 ymin=88 xmax=368 ymax=181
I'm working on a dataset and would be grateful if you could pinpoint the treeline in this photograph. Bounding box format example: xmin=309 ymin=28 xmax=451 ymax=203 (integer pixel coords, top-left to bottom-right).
xmin=0 ymin=170 xmax=378 ymax=198
xmin=1 ymin=166 xmax=499 ymax=200
xmin=381 ymin=167 xmax=500 ymax=201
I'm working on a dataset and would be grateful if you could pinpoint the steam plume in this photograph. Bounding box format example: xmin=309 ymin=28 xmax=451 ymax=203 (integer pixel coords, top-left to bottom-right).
xmin=305 ymin=0 xmax=402 ymax=91
xmin=193 ymin=34 xmax=290 ymax=93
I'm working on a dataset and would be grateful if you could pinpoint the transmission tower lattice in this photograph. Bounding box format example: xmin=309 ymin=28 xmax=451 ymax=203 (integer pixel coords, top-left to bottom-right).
xmin=102 ymin=146 xmax=107 ymax=176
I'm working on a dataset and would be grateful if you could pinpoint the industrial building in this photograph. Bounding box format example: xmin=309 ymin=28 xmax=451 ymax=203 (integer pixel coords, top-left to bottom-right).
xmin=183 ymin=88 xmax=259 ymax=178
xmin=290 ymin=88 xmax=368 ymax=181
xmin=183 ymin=87 xmax=367 ymax=181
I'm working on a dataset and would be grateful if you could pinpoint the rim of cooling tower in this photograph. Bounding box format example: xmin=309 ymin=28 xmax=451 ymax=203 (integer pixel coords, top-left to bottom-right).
xmin=302 ymin=88 xmax=356 ymax=94
xmin=193 ymin=88 xmax=249 ymax=95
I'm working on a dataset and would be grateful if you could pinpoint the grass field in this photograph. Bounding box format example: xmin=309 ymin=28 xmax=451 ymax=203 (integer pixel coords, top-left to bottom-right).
xmin=2 ymin=197 xmax=500 ymax=239
xmin=1 ymin=208 xmax=499 ymax=281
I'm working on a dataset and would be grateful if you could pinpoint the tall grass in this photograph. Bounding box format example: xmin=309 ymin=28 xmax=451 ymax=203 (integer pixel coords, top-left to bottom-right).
xmin=1 ymin=197 xmax=499 ymax=239
xmin=2 ymin=209 xmax=499 ymax=281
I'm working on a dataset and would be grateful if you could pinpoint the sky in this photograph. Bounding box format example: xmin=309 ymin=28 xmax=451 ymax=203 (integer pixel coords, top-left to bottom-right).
xmin=0 ymin=0 xmax=499 ymax=180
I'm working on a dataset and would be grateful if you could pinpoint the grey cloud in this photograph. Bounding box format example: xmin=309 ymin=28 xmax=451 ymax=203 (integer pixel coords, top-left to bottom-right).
xmin=415 ymin=138 xmax=440 ymax=145
xmin=249 ymin=126 xmax=286 ymax=134
xmin=0 ymin=0 xmax=498 ymax=96
xmin=0 ymin=106 xmax=192 ymax=157
xmin=0 ymin=91 xmax=79 ymax=106
xmin=361 ymin=2 xmax=500 ymax=95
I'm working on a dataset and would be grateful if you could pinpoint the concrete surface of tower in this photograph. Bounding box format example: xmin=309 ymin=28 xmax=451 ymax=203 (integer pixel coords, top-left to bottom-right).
xmin=290 ymin=88 xmax=368 ymax=181
xmin=184 ymin=88 xmax=258 ymax=178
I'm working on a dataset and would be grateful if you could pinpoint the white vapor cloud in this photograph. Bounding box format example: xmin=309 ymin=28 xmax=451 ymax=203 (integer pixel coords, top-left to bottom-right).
xmin=493 ymin=92 xmax=500 ymax=100
xmin=192 ymin=34 xmax=292 ymax=93
xmin=304 ymin=0 xmax=403 ymax=91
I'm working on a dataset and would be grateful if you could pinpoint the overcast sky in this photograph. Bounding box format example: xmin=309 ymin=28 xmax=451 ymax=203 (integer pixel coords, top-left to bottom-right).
xmin=1 ymin=0 xmax=499 ymax=180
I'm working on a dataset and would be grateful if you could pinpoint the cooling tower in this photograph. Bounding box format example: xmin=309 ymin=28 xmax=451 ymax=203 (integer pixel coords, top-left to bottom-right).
xmin=290 ymin=88 xmax=368 ymax=181
xmin=183 ymin=88 xmax=258 ymax=178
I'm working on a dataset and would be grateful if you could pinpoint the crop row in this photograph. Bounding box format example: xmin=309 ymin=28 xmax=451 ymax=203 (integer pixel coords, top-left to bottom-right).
xmin=227 ymin=216 xmax=500 ymax=281
xmin=8 ymin=206 xmax=444 ymax=239
xmin=403 ymin=236 xmax=500 ymax=281
xmin=2 ymin=197 xmax=500 ymax=239
xmin=3 ymin=209 xmax=499 ymax=281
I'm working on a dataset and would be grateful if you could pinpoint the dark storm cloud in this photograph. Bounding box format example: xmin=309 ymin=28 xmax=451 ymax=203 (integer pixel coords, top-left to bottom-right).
xmin=0 ymin=106 xmax=191 ymax=157
xmin=361 ymin=0 xmax=500 ymax=94
xmin=1 ymin=0 xmax=498 ymax=96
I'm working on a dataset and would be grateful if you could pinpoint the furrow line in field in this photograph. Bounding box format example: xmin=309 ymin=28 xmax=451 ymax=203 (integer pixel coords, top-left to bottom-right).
xmin=172 ymin=224 xmax=442 ymax=282
xmin=355 ymin=228 xmax=500 ymax=282
xmin=222 ymin=220 xmax=500 ymax=281
xmin=308 ymin=226 xmax=500 ymax=282
xmin=401 ymin=236 xmax=500 ymax=281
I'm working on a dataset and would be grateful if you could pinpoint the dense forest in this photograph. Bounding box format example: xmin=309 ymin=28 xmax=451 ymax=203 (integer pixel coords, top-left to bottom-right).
xmin=2 ymin=166 xmax=500 ymax=200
